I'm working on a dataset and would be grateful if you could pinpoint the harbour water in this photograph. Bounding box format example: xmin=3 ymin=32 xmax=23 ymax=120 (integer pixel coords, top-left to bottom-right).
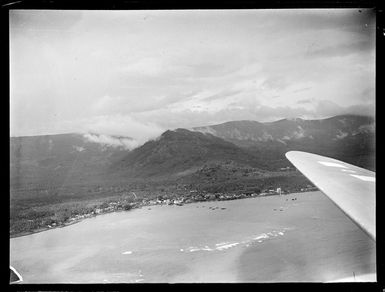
xmin=10 ymin=191 xmax=376 ymax=283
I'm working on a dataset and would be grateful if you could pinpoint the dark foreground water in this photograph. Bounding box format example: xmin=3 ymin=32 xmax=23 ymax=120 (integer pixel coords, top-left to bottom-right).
xmin=10 ymin=191 xmax=376 ymax=283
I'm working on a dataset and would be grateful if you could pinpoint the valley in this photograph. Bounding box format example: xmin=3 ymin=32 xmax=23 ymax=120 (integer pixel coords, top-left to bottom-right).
xmin=10 ymin=114 xmax=375 ymax=237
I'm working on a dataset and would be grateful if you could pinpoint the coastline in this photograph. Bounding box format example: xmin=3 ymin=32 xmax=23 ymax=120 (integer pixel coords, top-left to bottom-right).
xmin=10 ymin=190 xmax=375 ymax=283
xmin=10 ymin=190 xmax=318 ymax=239
xmin=10 ymin=208 xmax=125 ymax=239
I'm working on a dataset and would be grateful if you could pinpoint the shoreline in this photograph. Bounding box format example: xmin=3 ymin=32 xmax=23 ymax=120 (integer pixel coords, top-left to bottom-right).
xmin=10 ymin=208 xmax=125 ymax=239
xmin=10 ymin=190 xmax=318 ymax=239
xmin=10 ymin=189 xmax=376 ymax=283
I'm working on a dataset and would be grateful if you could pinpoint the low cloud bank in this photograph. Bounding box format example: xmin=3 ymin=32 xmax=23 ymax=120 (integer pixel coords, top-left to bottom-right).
xmin=79 ymin=115 xmax=165 ymax=150
xmin=83 ymin=133 xmax=141 ymax=150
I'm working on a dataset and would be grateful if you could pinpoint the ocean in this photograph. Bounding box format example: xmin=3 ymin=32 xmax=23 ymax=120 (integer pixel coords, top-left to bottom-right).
xmin=10 ymin=191 xmax=376 ymax=283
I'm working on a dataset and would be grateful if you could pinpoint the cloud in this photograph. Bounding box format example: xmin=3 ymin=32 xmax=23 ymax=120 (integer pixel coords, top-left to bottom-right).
xmin=292 ymin=87 xmax=312 ymax=94
xmin=135 ymin=104 xmax=315 ymax=130
xmin=297 ymin=98 xmax=313 ymax=104
xmin=134 ymin=98 xmax=375 ymax=131
xmin=91 ymin=91 xmax=198 ymax=115
xmin=78 ymin=115 xmax=165 ymax=147
xmin=360 ymin=87 xmax=375 ymax=101
xmin=262 ymin=75 xmax=290 ymax=91
xmin=83 ymin=133 xmax=140 ymax=150
xmin=306 ymin=40 xmax=374 ymax=58
xmin=344 ymin=103 xmax=375 ymax=117
xmin=119 ymin=57 xmax=192 ymax=78
xmin=202 ymin=89 xmax=243 ymax=102
xmin=249 ymin=105 xmax=313 ymax=121
xmin=314 ymin=100 xmax=375 ymax=118
xmin=10 ymin=10 xmax=375 ymax=139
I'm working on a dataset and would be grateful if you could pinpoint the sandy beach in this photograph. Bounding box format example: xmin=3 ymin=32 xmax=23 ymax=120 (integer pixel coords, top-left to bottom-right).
xmin=10 ymin=191 xmax=376 ymax=283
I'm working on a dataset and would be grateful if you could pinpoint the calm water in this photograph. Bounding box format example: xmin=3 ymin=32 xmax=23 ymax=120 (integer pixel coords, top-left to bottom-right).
xmin=10 ymin=191 xmax=376 ymax=283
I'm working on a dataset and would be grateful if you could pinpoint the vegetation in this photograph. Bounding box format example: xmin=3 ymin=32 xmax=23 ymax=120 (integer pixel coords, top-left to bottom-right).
xmin=9 ymin=115 xmax=374 ymax=237
xmin=10 ymin=166 xmax=315 ymax=237
xmin=10 ymin=194 xmax=137 ymax=237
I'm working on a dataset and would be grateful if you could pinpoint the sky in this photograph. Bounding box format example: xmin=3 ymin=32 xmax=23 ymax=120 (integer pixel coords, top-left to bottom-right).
xmin=10 ymin=9 xmax=375 ymax=146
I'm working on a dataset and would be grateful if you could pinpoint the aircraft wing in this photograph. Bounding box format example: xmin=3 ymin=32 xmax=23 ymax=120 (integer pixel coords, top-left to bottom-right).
xmin=285 ymin=151 xmax=375 ymax=240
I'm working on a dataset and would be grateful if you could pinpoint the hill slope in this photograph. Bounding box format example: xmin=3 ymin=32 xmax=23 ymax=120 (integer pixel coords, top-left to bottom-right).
xmin=192 ymin=115 xmax=375 ymax=170
xmin=10 ymin=114 xmax=375 ymax=200
xmin=10 ymin=115 xmax=375 ymax=236
xmin=113 ymin=128 xmax=269 ymax=178
xmin=10 ymin=133 xmax=131 ymax=197
xmin=11 ymin=115 xmax=375 ymax=191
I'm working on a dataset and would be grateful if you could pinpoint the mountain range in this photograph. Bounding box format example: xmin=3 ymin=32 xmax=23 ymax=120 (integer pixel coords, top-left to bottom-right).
xmin=193 ymin=114 xmax=375 ymax=169
xmin=10 ymin=114 xmax=375 ymax=203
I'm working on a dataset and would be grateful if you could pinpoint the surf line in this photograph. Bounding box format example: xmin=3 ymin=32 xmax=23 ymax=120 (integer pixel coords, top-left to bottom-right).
xmin=183 ymin=229 xmax=289 ymax=253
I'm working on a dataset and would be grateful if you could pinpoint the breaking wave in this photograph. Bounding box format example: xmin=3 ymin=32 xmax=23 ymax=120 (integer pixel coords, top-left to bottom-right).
xmin=182 ymin=228 xmax=291 ymax=253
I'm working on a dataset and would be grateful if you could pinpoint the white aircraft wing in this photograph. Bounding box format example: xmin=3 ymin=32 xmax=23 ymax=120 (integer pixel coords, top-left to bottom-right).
xmin=285 ymin=151 xmax=375 ymax=241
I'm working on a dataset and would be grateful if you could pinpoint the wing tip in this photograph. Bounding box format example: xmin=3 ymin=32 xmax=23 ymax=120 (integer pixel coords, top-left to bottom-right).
xmin=285 ymin=150 xmax=303 ymax=160
xmin=286 ymin=150 xmax=320 ymax=161
xmin=285 ymin=150 xmax=376 ymax=241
